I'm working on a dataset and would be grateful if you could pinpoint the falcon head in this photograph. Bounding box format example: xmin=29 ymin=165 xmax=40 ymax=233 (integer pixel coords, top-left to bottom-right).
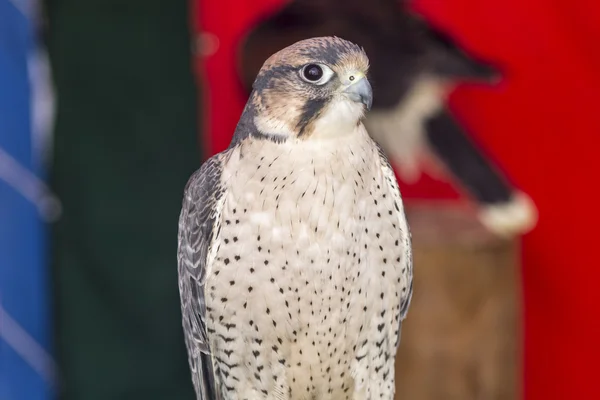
xmin=246 ymin=36 xmax=371 ymax=141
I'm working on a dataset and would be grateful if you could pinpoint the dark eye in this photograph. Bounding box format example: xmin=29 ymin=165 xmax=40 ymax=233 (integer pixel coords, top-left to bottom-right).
xmin=302 ymin=64 xmax=323 ymax=81
xmin=300 ymin=64 xmax=334 ymax=85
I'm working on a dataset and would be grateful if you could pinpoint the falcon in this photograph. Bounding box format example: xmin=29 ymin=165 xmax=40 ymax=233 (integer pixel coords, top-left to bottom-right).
xmin=178 ymin=37 xmax=413 ymax=400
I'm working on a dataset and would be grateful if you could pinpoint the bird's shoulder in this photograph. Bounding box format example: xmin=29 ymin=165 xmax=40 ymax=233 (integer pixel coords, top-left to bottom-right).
xmin=178 ymin=148 xmax=238 ymax=280
xmin=183 ymin=151 xmax=229 ymax=200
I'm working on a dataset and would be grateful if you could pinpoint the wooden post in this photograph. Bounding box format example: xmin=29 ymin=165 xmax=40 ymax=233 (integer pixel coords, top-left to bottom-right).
xmin=395 ymin=204 xmax=522 ymax=400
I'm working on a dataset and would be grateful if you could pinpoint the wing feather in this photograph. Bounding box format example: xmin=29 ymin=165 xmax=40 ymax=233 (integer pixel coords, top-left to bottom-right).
xmin=178 ymin=153 xmax=228 ymax=400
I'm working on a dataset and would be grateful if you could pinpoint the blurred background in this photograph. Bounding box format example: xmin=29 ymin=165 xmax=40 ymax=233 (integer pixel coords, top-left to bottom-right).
xmin=1 ymin=0 xmax=599 ymax=399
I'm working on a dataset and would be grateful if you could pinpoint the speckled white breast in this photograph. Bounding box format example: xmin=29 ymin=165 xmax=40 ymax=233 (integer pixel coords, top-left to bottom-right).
xmin=206 ymin=126 xmax=410 ymax=400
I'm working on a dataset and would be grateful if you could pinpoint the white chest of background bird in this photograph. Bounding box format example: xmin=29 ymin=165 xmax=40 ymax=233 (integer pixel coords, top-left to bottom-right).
xmin=178 ymin=37 xmax=412 ymax=400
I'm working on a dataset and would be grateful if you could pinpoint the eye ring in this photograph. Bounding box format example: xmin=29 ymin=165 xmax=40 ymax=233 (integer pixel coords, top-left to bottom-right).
xmin=299 ymin=63 xmax=334 ymax=85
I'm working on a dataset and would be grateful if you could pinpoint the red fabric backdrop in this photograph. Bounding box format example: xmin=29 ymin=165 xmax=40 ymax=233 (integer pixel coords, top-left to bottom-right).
xmin=193 ymin=0 xmax=600 ymax=398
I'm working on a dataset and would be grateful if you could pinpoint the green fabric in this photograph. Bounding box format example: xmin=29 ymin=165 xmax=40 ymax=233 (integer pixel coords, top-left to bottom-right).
xmin=47 ymin=0 xmax=199 ymax=398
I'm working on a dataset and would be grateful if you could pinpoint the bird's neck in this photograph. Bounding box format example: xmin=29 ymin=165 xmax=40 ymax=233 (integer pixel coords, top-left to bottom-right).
xmin=230 ymin=98 xmax=368 ymax=147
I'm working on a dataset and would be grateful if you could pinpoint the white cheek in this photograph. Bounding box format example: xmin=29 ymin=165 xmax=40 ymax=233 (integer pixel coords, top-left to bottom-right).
xmin=254 ymin=115 xmax=294 ymax=138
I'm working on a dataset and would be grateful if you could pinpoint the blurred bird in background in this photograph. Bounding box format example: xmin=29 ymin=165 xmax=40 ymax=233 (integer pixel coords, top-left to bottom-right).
xmin=239 ymin=0 xmax=538 ymax=237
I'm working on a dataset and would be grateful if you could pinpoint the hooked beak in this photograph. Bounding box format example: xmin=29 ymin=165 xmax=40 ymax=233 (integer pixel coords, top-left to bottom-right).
xmin=343 ymin=77 xmax=373 ymax=111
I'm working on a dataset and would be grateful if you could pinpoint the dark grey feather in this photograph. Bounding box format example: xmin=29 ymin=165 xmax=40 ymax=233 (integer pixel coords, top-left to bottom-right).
xmin=178 ymin=153 xmax=228 ymax=400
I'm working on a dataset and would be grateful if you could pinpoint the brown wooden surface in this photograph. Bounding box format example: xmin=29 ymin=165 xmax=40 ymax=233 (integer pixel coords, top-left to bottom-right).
xmin=395 ymin=203 xmax=522 ymax=400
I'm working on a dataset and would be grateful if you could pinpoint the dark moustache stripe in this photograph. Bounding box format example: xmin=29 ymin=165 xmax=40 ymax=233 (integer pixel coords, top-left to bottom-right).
xmin=297 ymin=96 xmax=329 ymax=137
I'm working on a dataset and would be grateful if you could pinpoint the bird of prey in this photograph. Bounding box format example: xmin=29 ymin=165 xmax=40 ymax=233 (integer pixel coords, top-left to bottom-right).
xmin=238 ymin=0 xmax=537 ymax=237
xmin=178 ymin=37 xmax=413 ymax=400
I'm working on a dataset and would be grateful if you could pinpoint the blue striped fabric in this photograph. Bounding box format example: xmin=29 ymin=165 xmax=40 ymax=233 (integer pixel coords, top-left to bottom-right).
xmin=0 ymin=0 xmax=56 ymax=398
